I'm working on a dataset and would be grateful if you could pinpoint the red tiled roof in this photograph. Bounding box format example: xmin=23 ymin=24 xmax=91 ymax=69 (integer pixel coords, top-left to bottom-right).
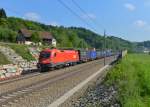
xmin=19 ymin=29 xmax=54 ymax=40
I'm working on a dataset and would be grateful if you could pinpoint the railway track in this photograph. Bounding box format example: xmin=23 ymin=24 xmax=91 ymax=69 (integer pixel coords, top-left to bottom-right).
xmin=0 ymin=57 xmax=105 ymax=85
xmin=0 ymin=59 xmax=104 ymax=94
xmin=0 ymin=56 xmax=116 ymax=107
xmin=0 ymin=55 xmax=116 ymax=86
xmin=0 ymin=72 xmax=41 ymax=85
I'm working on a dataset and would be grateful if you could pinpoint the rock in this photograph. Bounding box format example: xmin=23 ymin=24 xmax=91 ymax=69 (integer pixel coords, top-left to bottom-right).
xmin=28 ymin=47 xmax=41 ymax=60
xmin=0 ymin=64 xmax=22 ymax=79
xmin=0 ymin=45 xmax=38 ymax=71
xmin=73 ymin=84 xmax=120 ymax=107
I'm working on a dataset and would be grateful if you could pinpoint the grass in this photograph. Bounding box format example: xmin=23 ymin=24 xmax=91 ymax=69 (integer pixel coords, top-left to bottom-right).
xmin=0 ymin=52 xmax=11 ymax=65
xmin=7 ymin=43 xmax=35 ymax=61
xmin=105 ymin=54 xmax=150 ymax=107
xmin=0 ymin=42 xmax=35 ymax=61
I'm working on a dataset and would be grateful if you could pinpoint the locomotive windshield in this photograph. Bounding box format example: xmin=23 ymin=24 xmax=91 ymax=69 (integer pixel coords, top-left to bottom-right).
xmin=40 ymin=52 xmax=51 ymax=58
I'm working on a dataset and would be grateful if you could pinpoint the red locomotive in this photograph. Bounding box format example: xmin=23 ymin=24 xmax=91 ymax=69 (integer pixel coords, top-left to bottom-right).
xmin=38 ymin=48 xmax=114 ymax=72
xmin=38 ymin=48 xmax=79 ymax=71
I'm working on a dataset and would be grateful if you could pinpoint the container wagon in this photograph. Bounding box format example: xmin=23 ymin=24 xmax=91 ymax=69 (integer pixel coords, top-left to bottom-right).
xmin=38 ymin=48 xmax=114 ymax=72
xmin=78 ymin=50 xmax=88 ymax=62
xmin=87 ymin=50 xmax=97 ymax=60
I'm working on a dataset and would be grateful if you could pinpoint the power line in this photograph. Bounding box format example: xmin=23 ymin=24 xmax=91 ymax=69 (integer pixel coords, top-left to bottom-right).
xmin=71 ymin=0 xmax=109 ymax=53
xmin=71 ymin=0 xmax=104 ymax=30
xmin=57 ymin=0 xmax=97 ymax=32
xmin=5 ymin=1 xmax=100 ymax=33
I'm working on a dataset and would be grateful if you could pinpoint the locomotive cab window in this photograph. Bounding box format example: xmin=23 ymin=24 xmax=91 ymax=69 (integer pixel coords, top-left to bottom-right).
xmin=54 ymin=53 xmax=57 ymax=57
xmin=40 ymin=52 xmax=51 ymax=58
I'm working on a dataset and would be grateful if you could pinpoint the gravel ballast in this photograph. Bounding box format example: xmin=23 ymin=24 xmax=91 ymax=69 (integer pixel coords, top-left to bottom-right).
xmin=72 ymin=63 xmax=120 ymax=107
xmin=1 ymin=56 xmax=116 ymax=107
xmin=73 ymin=84 xmax=120 ymax=107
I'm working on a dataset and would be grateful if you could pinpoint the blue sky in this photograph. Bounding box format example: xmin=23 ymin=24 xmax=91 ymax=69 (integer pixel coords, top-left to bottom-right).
xmin=1 ymin=0 xmax=150 ymax=42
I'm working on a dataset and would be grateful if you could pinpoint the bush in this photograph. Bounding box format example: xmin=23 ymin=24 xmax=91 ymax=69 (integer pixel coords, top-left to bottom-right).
xmin=105 ymin=54 xmax=150 ymax=107
xmin=7 ymin=43 xmax=35 ymax=61
xmin=0 ymin=27 xmax=17 ymax=42
xmin=30 ymin=32 xmax=42 ymax=43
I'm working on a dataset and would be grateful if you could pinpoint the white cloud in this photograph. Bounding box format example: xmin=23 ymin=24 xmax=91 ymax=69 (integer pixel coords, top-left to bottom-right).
xmin=134 ymin=20 xmax=147 ymax=28
xmin=124 ymin=3 xmax=136 ymax=11
xmin=24 ymin=12 xmax=40 ymax=21
xmin=133 ymin=20 xmax=150 ymax=31
xmin=81 ymin=13 xmax=96 ymax=20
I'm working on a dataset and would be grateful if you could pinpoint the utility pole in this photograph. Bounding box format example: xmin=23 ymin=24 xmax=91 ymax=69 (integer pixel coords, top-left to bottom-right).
xmin=104 ymin=30 xmax=106 ymax=66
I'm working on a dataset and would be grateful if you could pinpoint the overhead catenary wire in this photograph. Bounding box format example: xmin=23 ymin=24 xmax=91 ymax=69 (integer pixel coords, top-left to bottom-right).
xmin=71 ymin=0 xmax=108 ymax=58
xmin=4 ymin=1 xmax=103 ymax=34
xmin=57 ymin=0 xmax=98 ymax=32
xmin=71 ymin=0 xmax=105 ymax=30
xmin=4 ymin=1 xmax=99 ymax=32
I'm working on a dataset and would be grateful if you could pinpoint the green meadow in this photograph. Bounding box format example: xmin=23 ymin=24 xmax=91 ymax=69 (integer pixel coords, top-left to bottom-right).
xmin=105 ymin=54 xmax=150 ymax=107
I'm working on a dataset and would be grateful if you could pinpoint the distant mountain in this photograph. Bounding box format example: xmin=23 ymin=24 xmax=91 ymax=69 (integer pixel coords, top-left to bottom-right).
xmin=133 ymin=41 xmax=150 ymax=53
xmin=137 ymin=41 xmax=150 ymax=49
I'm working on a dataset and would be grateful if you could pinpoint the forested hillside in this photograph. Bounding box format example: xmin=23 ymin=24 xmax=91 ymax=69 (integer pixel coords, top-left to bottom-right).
xmin=0 ymin=8 xmax=136 ymax=51
xmin=136 ymin=41 xmax=150 ymax=49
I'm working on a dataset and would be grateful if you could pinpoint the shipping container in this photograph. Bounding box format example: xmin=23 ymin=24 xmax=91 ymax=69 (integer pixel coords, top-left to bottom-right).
xmin=87 ymin=50 xmax=97 ymax=60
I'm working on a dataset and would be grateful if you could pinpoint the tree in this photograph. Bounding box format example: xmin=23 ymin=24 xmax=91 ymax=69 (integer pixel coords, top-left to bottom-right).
xmin=0 ymin=8 xmax=7 ymax=18
xmin=0 ymin=27 xmax=17 ymax=42
xmin=0 ymin=16 xmax=136 ymax=51
xmin=78 ymin=39 xmax=88 ymax=48
xmin=30 ymin=32 xmax=42 ymax=43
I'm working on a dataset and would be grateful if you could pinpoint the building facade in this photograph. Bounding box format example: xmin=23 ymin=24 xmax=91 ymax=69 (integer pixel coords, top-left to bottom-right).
xmin=16 ymin=29 xmax=56 ymax=46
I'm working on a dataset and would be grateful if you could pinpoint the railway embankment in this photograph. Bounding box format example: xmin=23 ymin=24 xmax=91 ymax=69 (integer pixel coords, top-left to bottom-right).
xmin=0 ymin=57 xmax=115 ymax=107
xmin=0 ymin=43 xmax=40 ymax=80
xmin=73 ymin=54 xmax=150 ymax=107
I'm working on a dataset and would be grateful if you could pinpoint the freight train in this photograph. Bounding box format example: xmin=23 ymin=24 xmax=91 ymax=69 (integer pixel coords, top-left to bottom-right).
xmin=37 ymin=48 xmax=114 ymax=72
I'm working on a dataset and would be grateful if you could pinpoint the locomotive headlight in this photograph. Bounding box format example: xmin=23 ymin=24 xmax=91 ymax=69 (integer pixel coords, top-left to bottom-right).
xmin=73 ymin=55 xmax=76 ymax=58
